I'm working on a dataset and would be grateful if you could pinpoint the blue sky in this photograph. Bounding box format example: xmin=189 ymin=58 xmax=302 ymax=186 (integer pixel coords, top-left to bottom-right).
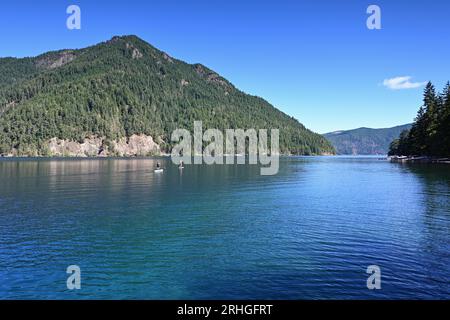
xmin=0 ymin=0 xmax=449 ymax=133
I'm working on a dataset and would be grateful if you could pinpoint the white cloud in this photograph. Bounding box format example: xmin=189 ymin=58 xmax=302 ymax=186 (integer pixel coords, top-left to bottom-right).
xmin=382 ymin=76 xmax=427 ymax=90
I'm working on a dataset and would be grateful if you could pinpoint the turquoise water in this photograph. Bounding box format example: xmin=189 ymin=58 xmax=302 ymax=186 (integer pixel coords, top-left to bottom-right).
xmin=0 ymin=156 xmax=449 ymax=299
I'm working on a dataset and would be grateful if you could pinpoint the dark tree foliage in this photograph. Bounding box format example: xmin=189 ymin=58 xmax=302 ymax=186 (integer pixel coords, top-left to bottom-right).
xmin=389 ymin=82 xmax=450 ymax=157
xmin=0 ymin=35 xmax=335 ymax=156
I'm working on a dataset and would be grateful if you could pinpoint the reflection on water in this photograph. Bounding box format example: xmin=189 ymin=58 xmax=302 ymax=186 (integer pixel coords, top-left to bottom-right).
xmin=0 ymin=157 xmax=449 ymax=299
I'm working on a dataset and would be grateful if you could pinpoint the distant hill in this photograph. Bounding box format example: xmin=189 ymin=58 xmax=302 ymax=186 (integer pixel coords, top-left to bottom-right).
xmin=324 ymin=124 xmax=412 ymax=155
xmin=0 ymin=35 xmax=334 ymax=156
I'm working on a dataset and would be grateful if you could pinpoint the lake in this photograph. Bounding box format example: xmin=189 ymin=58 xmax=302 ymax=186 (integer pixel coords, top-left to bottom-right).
xmin=0 ymin=156 xmax=449 ymax=299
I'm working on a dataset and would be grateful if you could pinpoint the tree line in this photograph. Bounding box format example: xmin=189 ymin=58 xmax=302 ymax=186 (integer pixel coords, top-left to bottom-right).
xmin=389 ymin=82 xmax=450 ymax=157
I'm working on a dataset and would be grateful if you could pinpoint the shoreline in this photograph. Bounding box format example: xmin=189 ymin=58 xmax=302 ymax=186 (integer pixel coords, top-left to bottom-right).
xmin=0 ymin=154 xmax=338 ymax=161
xmin=389 ymin=156 xmax=450 ymax=164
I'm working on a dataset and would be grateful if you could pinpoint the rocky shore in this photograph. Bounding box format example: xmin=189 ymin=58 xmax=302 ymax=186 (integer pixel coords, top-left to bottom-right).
xmin=1 ymin=134 xmax=164 ymax=157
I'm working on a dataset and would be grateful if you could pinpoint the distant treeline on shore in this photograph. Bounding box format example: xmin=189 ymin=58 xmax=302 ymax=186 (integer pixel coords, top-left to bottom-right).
xmin=389 ymin=82 xmax=450 ymax=157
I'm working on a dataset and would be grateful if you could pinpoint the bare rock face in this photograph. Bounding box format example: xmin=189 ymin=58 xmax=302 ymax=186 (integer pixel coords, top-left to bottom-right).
xmin=131 ymin=48 xmax=143 ymax=59
xmin=3 ymin=148 xmax=18 ymax=157
xmin=112 ymin=134 xmax=160 ymax=156
xmin=46 ymin=135 xmax=160 ymax=157
xmin=36 ymin=51 xmax=76 ymax=70
xmin=126 ymin=43 xmax=143 ymax=59
xmin=162 ymin=52 xmax=174 ymax=63
xmin=48 ymin=137 xmax=103 ymax=157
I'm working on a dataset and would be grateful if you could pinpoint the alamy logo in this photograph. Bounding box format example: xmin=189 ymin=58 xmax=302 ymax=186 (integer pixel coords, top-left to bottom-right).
xmin=66 ymin=5 xmax=81 ymax=30
xmin=66 ymin=265 xmax=81 ymax=290
xmin=171 ymin=121 xmax=280 ymax=175
xmin=366 ymin=265 xmax=381 ymax=289
xmin=367 ymin=5 xmax=382 ymax=30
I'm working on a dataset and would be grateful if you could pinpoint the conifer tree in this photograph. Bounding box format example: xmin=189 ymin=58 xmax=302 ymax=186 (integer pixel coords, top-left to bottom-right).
xmin=389 ymin=82 xmax=450 ymax=157
xmin=438 ymin=82 xmax=450 ymax=156
xmin=422 ymin=82 xmax=439 ymax=155
xmin=408 ymin=104 xmax=427 ymax=155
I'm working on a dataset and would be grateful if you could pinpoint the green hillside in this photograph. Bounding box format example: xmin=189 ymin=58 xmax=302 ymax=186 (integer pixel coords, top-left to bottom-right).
xmin=324 ymin=124 xmax=412 ymax=155
xmin=0 ymin=35 xmax=334 ymax=156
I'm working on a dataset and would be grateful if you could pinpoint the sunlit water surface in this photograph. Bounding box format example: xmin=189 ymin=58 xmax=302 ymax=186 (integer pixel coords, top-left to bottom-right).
xmin=0 ymin=156 xmax=449 ymax=299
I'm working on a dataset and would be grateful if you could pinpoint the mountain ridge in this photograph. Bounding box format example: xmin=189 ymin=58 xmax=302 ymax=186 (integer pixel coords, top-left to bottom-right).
xmin=324 ymin=124 xmax=412 ymax=155
xmin=0 ymin=35 xmax=335 ymax=156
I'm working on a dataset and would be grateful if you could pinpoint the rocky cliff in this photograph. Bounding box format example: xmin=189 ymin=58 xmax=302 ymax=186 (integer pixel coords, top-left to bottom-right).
xmin=4 ymin=134 xmax=161 ymax=157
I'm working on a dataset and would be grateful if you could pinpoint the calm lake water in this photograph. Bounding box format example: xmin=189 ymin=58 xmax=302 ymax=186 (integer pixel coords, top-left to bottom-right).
xmin=0 ymin=156 xmax=449 ymax=299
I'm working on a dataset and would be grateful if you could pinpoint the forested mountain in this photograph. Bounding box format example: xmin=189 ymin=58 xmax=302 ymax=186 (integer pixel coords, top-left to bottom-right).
xmin=0 ymin=35 xmax=334 ymax=156
xmin=324 ymin=124 xmax=412 ymax=155
xmin=389 ymin=82 xmax=450 ymax=157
